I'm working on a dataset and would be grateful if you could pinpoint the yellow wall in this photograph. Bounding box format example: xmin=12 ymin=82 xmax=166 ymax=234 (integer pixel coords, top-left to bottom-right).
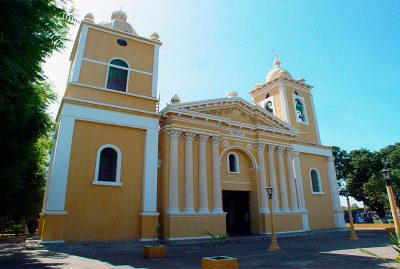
xmin=83 ymin=28 xmax=154 ymax=73
xmin=63 ymin=120 xmax=146 ymax=242
xmin=299 ymin=153 xmax=334 ymax=229
xmin=262 ymin=213 xmax=302 ymax=232
xmin=285 ymin=87 xmax=318 ymax=143
xmin=165 ymin=215 xmax=226 ymax=238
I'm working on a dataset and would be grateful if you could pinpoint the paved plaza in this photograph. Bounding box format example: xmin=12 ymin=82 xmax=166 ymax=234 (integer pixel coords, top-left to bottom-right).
xmin=0 ymin=230 xmax=398 ymax=268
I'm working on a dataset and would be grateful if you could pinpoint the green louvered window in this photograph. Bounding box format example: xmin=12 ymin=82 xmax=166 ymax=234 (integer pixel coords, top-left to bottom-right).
xmin=106 ymin=59 xmax=129 ymax=92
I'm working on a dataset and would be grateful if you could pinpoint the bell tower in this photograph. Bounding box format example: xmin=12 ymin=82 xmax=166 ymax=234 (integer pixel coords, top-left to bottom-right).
xmin=40 ymin=10 xmax=162 ymax=243
xmin=66 ymin=10 xmax=162 ymax=112
xmin=249 ymin=55 xmax=321 ymax=144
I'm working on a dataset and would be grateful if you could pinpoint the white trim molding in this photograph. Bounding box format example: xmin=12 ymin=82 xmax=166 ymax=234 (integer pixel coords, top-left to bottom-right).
xmin=71 ymin=24 xmax=88 ymax=82
xmin=61 ymin=103 xmax=159 ymax=130
xmin=92 ymin=144 xmax=122 ymax=186
xmin=151 ymin=46 xmax=160 ymax=97
xmin=45 ymin=115 xmax=75 ymax=211
xmin=279 ymin=84 xmax=291 ymax=124
xmin=291 ymin=144 xmax=333 ymax=157
xmin=310 ymin=93 xmax=321 ymax=144
xmin=142 ymin=128 xmax=160 ymax=213
xmin=219 ymin=146 xmax=258 ymax=169
xmin=309 ymin=167 xmax=324 ymax=194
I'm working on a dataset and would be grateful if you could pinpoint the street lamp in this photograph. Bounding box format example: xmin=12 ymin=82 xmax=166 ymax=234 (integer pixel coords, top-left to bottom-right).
xmin=266 ymin=186 xmax=280 ymax=251
xmin=381 ymin=168 xmax=400 ymax=239
xmin=344 ymin=190 xmax=358 ymax=240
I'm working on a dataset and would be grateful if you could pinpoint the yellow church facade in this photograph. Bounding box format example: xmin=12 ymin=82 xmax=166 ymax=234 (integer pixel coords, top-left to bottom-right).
xmin=39 ymin=11 xmax=344 ymax=243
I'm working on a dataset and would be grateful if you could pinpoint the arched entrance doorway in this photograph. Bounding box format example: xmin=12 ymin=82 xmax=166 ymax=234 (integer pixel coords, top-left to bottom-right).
xmin=220 ymin=147 xmax=257 ymax=235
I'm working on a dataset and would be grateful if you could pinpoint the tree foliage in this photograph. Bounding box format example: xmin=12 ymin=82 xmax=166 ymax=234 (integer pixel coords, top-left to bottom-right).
xmin=333 ymin=143 xmax=400 ymax=217
xmin=0 ymin=0 xmax=75 ymax=230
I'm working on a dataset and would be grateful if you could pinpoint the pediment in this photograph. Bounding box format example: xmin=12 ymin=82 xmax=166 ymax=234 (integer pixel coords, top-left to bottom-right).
xmin=193 ymin=105 xmax=282 ymax=129
xmin=161 ymin=96 xmax=297 ymax=135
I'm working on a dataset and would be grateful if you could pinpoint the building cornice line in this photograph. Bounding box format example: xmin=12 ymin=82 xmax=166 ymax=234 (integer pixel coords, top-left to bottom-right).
xmin=249 ymin=79 xmax=312 ymax=98
xmin=68 ymin=82 xmax=159 ymax=101
xmin=61 ymin=97 xmax=160 ymax=119
xmin=163 ymin=109 xmax=297 ymax=137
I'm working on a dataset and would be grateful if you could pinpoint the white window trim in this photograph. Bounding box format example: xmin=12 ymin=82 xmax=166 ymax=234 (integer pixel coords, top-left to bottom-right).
xmin=260 ymin=96 xmax=275 ymax=115
xmin=292 ymin=94 xmax=309 ymax=125
xmin=227 ymin=152 xmax=240 ymax=174
xmin=309 ymin=167 xmax=324 ymax=194
xmin=93 ymin=144 xmax=122 ymax=187
xmin=105 ymin=58 xmax=130 ymax=93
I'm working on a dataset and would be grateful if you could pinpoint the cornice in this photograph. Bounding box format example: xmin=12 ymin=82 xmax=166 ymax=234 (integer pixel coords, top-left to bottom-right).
xmin=60 ymin=97 xmax=160 ymax=122
xmin=161 ymin=96 xmax=295 ymax=132
xmin=249 ymin=78 xmax=313 ymax=99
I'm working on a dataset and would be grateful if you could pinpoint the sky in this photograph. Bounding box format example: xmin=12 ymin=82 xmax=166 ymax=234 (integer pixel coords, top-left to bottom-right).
xmin=44 ymin=0 xmax=400 ymax=153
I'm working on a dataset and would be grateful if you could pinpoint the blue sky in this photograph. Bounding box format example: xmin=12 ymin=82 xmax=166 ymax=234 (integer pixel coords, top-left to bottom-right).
xmin=44 ymin=0 xmax=400 ymax=152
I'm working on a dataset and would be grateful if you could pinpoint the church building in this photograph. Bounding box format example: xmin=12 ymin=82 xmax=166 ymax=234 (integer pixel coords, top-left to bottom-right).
xmin=39 ymin=10 xmax=344 ymax=243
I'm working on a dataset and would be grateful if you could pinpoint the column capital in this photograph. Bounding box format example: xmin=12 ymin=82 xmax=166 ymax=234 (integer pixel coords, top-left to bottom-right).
xmin=292 ymin=151 xmax=300 ymax=157
xmin=285 ymin=148 xmax=293 ymax=154
xmin=256 ymin=143 xmax=266 ymax=152
xmin=267 ymin=145 xmax=276 ymax=152
xmin=167 ymin=130 xmax=181 ymax=140
xmin=197 ymin=134 xmax=209 ymax=144
xmin=210 ymin=136 xmax=222 ymax=145
xmin=327 ymin=156 xmax=335 ymax=163
xmin=183 ymin=132 xmax=196 ymax=142
xmin=277 ymin=146 xmax=286 ymax=153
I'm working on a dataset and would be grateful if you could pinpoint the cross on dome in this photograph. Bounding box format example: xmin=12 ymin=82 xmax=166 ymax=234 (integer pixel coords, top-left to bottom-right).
xmin=265 ymin=53 xmax=292 ymax=82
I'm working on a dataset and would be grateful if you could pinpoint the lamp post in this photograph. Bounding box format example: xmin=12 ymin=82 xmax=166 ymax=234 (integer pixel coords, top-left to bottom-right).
xmin=266 ymin=186 xmax=280 ymax=251
xmin=381 ymin=168 xmax=400 ymax=239
xmin=345 ymin=190 xmax=358 ymax=240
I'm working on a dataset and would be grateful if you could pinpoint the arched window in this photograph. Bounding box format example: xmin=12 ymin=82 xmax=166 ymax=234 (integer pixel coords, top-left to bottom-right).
xmin=295 ymin=98 xmax=306 ymax=122
xmin=106 ymin=59 xmax=129 ymax=92
xmin=227 ymin=153 xmax=239 ymax=173
xmin=310 ymin=168 xmax=322 ymax=193
xmin=265 ymin=100 xmax=274 ymax=113
xmin=93 ymin=144 xmax=122 ymax=186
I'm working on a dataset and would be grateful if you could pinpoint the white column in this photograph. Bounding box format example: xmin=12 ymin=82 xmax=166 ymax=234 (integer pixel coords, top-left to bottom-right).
xmin=183 ymin=132 xmax=196 ymax=213
xmin=46 ymin=115 xmax=75 ymax=212
xmin=267 ymin=145 xmax=280 ymax=212
xmin=286 ymin=149 xmax=299 ymax=212
xmin=197 ymin=134 xmax=209 ymax=213
xmin=256 ymin=144 xmax=269 ymax=213
xmin=277 ymin=147 xmax=289 ymax=212
xmin=327 ymin=156 xmax=345 ymax=228
xmin=142 ymin=128 xmax=160 ymax=213
xmin=211 ymin=136 xmax=223 ymax=213
xmin=292 ymin=151 xmax=310 ymax=230
xmin=167 ymin=130 xmax=181 ymax=214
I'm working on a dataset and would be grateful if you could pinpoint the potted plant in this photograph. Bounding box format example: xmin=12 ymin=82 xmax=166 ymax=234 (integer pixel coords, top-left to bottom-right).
xmin=201 ymin=231 xmax=238 ymax=269
xmin=143 ymin=223 xmax=167 ymax=258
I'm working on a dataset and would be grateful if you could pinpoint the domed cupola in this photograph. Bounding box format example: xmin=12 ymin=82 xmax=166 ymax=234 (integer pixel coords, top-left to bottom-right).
xmin=99 ymin=10 xmax=137 ymax=35
xmin=265 ymin=54 xmax=292 ymax=82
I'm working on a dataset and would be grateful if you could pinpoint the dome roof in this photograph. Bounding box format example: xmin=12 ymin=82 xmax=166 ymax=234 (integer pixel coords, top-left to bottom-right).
xmin=170 ymin=94 xmax=181 ymax=104
xmin=99 ymin=10 xmax=137 ymax=35
xmin=265 ymin=55 xmax=292 ymax=82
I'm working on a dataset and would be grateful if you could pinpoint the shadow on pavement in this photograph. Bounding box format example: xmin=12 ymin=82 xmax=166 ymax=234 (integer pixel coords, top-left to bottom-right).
xmin=0 ymin=230 xmax=397 ymax=269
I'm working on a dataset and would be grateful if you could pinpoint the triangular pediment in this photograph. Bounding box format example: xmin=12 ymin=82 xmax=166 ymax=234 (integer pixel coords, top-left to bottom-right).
xmin=161 ymin=97 xmax=296 ymax=134
xmin=192 ymin=104 xmax=281 ymax=129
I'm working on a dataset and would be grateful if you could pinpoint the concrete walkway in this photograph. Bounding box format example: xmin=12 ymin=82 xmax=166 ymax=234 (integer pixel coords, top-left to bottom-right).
xmin=0 ymin=230 xmax=398 ymax=268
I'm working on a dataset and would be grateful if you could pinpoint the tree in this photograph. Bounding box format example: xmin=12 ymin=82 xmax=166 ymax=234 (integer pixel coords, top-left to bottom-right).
xmin=0 ymin=0 xmax=75 ymax=231
xmin=346 ymin=149 xmax=382 ymax=202
xmin=332 ymin=146 xmax=351 ymax=191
